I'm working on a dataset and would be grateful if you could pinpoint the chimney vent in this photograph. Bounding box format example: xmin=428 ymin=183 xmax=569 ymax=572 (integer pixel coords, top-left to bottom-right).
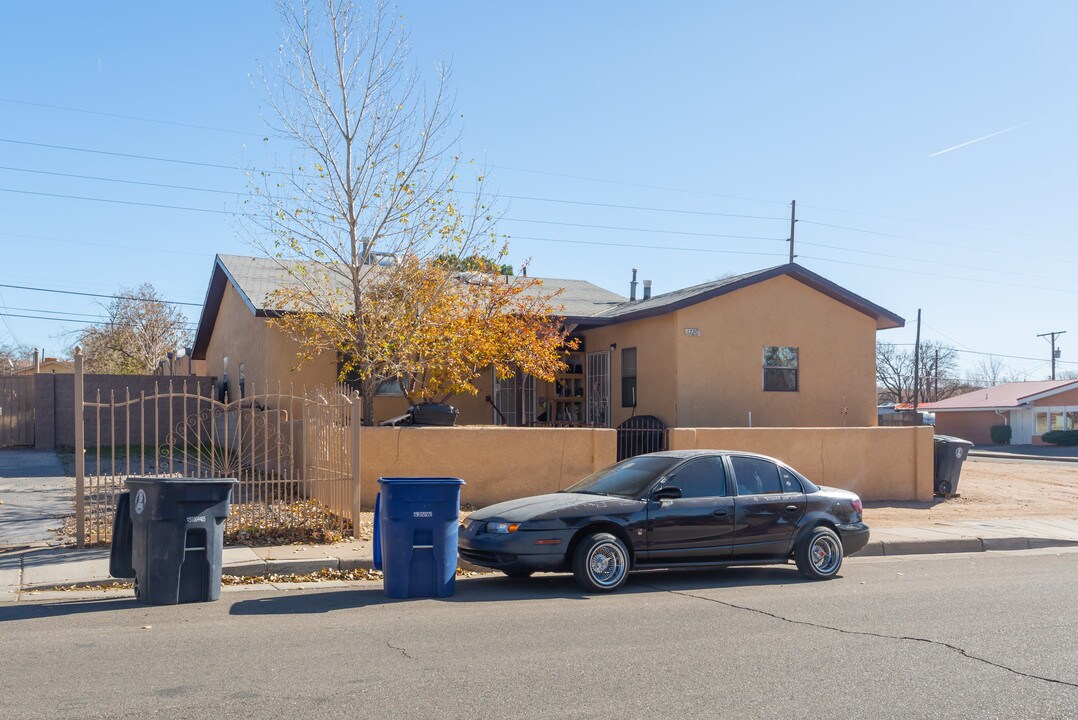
xmin=629 ymin=268 xmax=638 ymax=301
xmin=642 ymin=280 xmax=652 ymax=300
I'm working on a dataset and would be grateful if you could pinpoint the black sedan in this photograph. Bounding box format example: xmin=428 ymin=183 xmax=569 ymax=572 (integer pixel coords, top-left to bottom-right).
xmin=458 ymin=450 xmax=869 ymax=592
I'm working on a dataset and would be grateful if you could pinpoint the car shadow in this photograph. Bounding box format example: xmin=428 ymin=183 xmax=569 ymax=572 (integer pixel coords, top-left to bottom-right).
xmin=227 ymin=565 xmax=814 ymax=616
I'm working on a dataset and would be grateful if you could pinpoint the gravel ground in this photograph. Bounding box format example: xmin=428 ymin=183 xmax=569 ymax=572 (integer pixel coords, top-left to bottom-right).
xmin=865 ymin=458 xmax=1078 ymax=527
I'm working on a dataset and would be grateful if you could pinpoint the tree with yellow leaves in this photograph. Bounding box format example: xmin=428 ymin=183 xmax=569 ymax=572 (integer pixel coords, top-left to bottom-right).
xmin=245 ymin=0 xmax=525 ymax=422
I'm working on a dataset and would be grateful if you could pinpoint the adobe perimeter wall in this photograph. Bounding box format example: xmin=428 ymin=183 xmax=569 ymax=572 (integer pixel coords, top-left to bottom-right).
xmin=355 ymin=427 xmax=617 ymax=509
xmin=667 ymin=426 xmax=934 ymax=501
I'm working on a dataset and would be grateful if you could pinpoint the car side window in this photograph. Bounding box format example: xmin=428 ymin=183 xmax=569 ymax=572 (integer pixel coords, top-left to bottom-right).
xmin=779 ymin=467 xmax=803 ymax=493
xmin=730 ymin=457 xmax=783 ymax=495
xmin=664 ymin=457 xmax=727 ymax=499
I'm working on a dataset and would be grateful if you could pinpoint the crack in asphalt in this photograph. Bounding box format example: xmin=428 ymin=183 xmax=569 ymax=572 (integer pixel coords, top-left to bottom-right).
xmin=641 ymin=584 xmax=1078 ymax=690
xmin=385 ymin=641 xmax=414 ymax=660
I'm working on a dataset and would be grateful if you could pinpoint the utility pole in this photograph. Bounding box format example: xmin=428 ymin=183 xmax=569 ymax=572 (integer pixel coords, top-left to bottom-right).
xmin=788 ymin=199 xmax=797 ymax=263
xmin=912 ymin=309 xmax=922 ymax=410
xmin=933 ymin=348 xmax=939 ymax=402
xmin=1037 ymin=330 xmax=1066 ymax=380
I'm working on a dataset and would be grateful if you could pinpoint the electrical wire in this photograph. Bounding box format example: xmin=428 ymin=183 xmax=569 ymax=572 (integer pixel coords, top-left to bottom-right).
xmin=509 ymin=235 xmax=786 ymax=258
xmin=0 ymin=187 xmax=234 ymax=215
xmin=0 ymin=311 xmax=197 ymax=328
xmin=0 ymin=97 xmax=260 ymax=137
xmin=0 ymin=282 xmax=202 ymax=307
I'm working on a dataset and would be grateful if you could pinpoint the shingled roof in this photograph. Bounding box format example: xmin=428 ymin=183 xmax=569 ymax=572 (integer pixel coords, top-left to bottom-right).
xmin=193 ymin=255 xmax=903 ymax=359
xmin=566 ymin=262 xmax=905 ymax=331
xmin=192 ymin=254 xmax=626 ymax=358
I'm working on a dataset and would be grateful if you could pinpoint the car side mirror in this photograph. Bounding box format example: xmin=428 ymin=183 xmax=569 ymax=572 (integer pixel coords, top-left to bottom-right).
xmin=653 ymin=486 xmax=682 ymax=501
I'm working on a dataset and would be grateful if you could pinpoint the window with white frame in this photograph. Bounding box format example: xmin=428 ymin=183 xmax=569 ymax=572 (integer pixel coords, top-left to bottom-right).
xmin=763 ymin=346 xmax=799 ymax=392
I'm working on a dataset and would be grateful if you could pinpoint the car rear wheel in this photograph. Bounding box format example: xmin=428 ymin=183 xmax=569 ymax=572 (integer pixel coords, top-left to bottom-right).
xmin=501 ymin=569 xmax=534 ymax=579
xmin=794 ymin=526 xmax=843 ymax=580
xmin=572 ymin=532 xmax=629 ymax=592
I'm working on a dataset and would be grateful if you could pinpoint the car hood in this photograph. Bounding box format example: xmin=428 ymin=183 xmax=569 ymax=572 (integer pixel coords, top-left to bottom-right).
xmin=469 ymin=493 xmax=642 ymax=523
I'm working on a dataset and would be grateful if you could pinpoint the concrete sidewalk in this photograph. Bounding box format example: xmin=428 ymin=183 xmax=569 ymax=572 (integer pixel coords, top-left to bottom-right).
xmin=3 ymin=517 xmax=1077 ymax=602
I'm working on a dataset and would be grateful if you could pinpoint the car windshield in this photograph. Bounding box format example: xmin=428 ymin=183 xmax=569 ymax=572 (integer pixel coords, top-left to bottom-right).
xmin=562 ymin=456 xmax=681 ymax=497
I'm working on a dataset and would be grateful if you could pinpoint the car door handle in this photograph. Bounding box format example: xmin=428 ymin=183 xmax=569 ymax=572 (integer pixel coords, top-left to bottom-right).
xmin=785 ymin=505 xmax=799 ymax=513
xmin=712 ymin=509 xmax=728 ymax=517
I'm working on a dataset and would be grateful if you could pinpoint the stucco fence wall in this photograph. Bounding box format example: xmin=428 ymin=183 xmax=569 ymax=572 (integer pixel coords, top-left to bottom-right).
xmin=668 ymin=426 xmax=935 ymax=502
xmin=307 ymin=425 xmax=934 ymax=514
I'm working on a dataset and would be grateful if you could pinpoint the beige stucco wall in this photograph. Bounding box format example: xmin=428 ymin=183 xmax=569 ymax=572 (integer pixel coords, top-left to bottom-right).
xmin=356 ymin=426 xmax=617 ymax=508
xmin=580 ymin=313 xmax=679 ymax=427
xmin=933 ymin=411 xmax=1002 ymax=445
xmin=581 ymin=275 xmax=881 ymax=428
xmin=668 ymin=426 xmax=934 ymax=501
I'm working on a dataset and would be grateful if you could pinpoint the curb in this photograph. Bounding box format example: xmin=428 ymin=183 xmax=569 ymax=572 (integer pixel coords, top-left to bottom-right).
xmin=969 ymin=451 xmax=1078 ymax=463
xmin=852 ymin=536 xmax=1078 ymax=558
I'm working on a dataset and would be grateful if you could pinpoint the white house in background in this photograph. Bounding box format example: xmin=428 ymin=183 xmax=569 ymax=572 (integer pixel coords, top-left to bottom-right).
xmin=921 ymin=380 xmax=1078 ymax=445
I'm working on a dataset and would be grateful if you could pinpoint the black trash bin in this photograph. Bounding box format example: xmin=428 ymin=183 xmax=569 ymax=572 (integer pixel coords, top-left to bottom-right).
xmin=109 ymin=492 xmax=135 ymax=579
xmin=933 ymin=435 xmax=974 ymax=496
xmin=125 ymin=477 xmax=238 ymax=605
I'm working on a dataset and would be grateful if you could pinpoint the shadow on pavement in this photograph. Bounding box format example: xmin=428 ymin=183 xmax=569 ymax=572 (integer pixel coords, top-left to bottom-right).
xmin=228 ymin=565 xmax=809 ymax=616
xmin=0 ymin=597 xmax=140 ymax=622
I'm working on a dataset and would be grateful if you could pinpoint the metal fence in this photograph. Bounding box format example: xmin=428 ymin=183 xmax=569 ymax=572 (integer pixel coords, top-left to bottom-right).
xmin=73 ymin=351 xmax=360 ymax=547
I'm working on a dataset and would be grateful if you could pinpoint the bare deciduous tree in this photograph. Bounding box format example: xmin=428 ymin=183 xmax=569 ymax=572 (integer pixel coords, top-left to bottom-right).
xmin=876 ymin=340 xmax=964 ymax=404
xmin=74 ymin=284 xmax=191 ymax=374
xmin=965 ymin=355 xmax=1032 ymax=388
xmin=0 ymin=341 xmax=32 ymax=375
xmin=245 ymin=0 xmax=511 ymax=424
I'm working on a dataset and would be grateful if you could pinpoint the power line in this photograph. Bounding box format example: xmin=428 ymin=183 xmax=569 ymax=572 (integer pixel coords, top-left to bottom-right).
xmin=0 ymin=97 xmax=261 ymax=137
xmin=0 ymin=231 xmax=207 ymax=257
xmin=798 ymin=254 xmax=1078 ymax=295
xmin=509 ymin=235 xmax=786 ymax=258
xmin=0 ymin=137 xmax=243 ymax=171
xmin=801 ymin=219 xmax=1078 ymax=267
xmin=0 ymin=187 xmax=233 ymax=215
xmin=0 ymin=282 xmax=203 ymax=307
xmin=0 ymin=165 xmax=242 ymax=196
xmin=502 ymin=217 xmax=784 ymax=242
xmin=0 ymin=311 xmax=197 ymax=329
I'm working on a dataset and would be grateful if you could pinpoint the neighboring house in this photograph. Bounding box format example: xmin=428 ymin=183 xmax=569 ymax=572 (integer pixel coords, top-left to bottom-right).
xmin=11 ymin=356 xmax=74 ymax=375
xmin=921 ymin=380 xmax=1078 ymax=445
xmin=191 ymin=254 xmax=903 ymax=428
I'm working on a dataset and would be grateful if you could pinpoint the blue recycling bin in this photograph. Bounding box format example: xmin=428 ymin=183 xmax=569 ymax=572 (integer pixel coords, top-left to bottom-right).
xmin=373 ymin=477 xmax=465 ymax=599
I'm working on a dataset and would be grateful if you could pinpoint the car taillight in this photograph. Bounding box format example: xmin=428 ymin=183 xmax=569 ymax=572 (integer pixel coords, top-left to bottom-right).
xmin=851 ymin=498 xmax=863 ymax=514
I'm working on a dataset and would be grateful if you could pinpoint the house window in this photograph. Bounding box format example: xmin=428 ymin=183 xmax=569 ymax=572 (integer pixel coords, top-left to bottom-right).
xmin=376 ymin=378 xmax=405 ymax=396
xmin=763 ymin=346 xmax=798 ymax=392
xmin=1035 ymin=411 xmax=1048 ymax=435
xmin=621 ymin=347 xmax=637 ymax=408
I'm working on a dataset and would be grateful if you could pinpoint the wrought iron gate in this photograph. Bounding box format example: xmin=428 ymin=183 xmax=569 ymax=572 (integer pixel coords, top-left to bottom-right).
xmin=0 ymin=376 xmax=34 ymax=448
xmin=72 ymin=352 xmax=360 ymax=547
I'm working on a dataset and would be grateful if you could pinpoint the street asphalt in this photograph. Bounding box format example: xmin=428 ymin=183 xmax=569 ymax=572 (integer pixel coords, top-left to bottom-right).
xmin=1 ymin=547 xmax=1075 ymax=719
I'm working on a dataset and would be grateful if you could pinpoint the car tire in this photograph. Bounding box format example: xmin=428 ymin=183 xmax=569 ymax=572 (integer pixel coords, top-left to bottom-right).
xmin=501 ymin=569 xmax=534 ymax=579
xmin=572 ymin=532 xmax=629 ymax=592
xmin=794 ymin=525 xmax=844 ymax=580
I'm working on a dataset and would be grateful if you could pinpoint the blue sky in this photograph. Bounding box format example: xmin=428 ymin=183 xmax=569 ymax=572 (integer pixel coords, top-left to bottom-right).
xmin=1 ymin=1 xmax=1075 ymax=379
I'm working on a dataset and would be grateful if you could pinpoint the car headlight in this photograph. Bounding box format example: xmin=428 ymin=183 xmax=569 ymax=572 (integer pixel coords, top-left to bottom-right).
xmin=485 ymin=521 xmax=521 ymax=534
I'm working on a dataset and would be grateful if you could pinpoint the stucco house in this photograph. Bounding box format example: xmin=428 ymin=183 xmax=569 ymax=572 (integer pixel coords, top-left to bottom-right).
xmin=191 ymin=254 xmax=903 ymax=428
xmin=921 ymin=380 xmax=1078 ymax=445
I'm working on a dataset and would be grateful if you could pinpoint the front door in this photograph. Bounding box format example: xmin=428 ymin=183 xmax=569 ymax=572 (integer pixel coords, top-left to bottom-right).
xmin=586 ymin=351 xmax=610 ymax=427
xmin=644 ymin=456 xmax=734 ymax=563
xmin=1011 ymin=410 xmax=1033 ymax=444
xmin=729 ymin=455 xmax=805 ymax=557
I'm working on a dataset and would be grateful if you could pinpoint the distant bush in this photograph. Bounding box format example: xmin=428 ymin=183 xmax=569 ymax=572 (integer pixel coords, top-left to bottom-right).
xmin=1041 ymin=430 xmax=1078 ymax=446
xmin=990 ymin=424 xmax=1012 ymax=445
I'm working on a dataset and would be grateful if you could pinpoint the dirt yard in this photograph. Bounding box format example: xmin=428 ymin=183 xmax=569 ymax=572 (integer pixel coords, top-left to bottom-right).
xmin=865 ymin=458 xmax=1078 ymax=527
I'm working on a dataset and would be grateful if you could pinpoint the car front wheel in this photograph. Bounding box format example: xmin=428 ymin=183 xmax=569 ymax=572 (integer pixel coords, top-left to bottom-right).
xmin=572 ymin=532 xmax=629 ymax=592
xmin=794 ymin=526 xmax=844 ymax=580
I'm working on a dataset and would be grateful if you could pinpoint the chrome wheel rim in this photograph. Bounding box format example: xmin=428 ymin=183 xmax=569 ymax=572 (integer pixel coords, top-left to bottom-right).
xmin=588 ymin=542 xmax=627 ymax=587
xmin=810 ymin=535 xmax=841 ymax=575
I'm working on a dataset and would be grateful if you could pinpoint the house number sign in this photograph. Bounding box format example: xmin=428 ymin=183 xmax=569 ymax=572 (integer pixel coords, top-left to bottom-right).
xmin=684 ymin=328 xmax=701 ymax=336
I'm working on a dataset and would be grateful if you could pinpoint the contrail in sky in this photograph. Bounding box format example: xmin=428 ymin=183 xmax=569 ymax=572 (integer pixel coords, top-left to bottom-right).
xmin=929 ymin=114 xmax=1056 ymax=157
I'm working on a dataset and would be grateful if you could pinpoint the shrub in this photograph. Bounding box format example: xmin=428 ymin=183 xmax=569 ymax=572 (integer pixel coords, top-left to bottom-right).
xmin=1041 ymin=430 xmax=1078 ymax=446
xmin=990 ymin=424 xmax=1012 ymax=445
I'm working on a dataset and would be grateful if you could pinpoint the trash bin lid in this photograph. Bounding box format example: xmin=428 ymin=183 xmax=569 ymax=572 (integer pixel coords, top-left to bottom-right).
xmin=377 ymin=477 xmax=465 ymax=486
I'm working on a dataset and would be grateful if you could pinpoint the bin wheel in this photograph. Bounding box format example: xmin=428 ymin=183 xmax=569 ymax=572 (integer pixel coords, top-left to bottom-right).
xmin=501 ymin=570 xmax=534 ymax=579
xmin=133 ymin=577 xmax=140 ymax=600
xmin=794 ymin=526 xmax=844 ymax=580
xmin=938 ymin=480 xmax=952 ymax=495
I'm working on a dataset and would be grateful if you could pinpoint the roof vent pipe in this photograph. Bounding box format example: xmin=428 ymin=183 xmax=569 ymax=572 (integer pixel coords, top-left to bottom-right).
xmin=629 ymin=268 xmax=638 ymax=301
xmin=642 ymin=280 xmax=652 ymax=301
